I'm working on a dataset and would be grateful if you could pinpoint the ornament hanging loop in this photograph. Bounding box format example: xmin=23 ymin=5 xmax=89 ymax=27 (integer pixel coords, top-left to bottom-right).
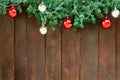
xmin=42 ymin=22 xmax=45 ymax=27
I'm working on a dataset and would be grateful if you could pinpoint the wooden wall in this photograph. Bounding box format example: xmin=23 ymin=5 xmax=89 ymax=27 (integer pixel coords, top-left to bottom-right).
xmin=0 ymin=9 xmax=119 ymax=80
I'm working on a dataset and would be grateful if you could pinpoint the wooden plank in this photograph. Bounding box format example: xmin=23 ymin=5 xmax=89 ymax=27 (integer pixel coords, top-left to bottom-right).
xmin=14 ymin=8 xmax=28 ymax=80
xmin=99 ymin=18 xmax=116 ymax=80
xmin=0 ymin=15 xmax=4 ymax=80
xmin=46 ymin=26 xmax=61 ymax=80
xmin=62 ymin=29 xmax=80 ymax=80
xmin=27 ymin=17 xmax=45 ymax=80
xmin=1 ymin=16 xmax=14 ymax=80
xmin=80 ymin=24 xmax=98 ymax=80
xmin=117 ymin=18 xmax=120 ymax=80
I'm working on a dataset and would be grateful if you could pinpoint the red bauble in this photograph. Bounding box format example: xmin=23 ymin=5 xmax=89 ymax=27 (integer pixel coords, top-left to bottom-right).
xmin=102 ymin=16 xmax=112 ymax=29
xmin=8 ymin=5 xmax=17 ymax=18
xmin=63 ymin=17 xmax=73 ymax=29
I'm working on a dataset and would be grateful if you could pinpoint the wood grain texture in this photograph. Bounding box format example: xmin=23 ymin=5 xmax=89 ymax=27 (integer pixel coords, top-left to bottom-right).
xmin=27 ymin=16 xmax=45 ymax=80
xmin=14 ymin=9 xmax=28 ymax=80
xmin=0 ymin=13 xmax=119 ymax=80
xmin=117 ymin=18 xmax=120 ymax=80
xmin=99 ymin=18 xmax=116 ymax=80
xmin=0 ymin=15 xmax=4 ymax=80
xmin=2 ymin=16 xmax=14 ymax=80
xmin=80 ymin=24 xmax=98 ymax=80
xmin=45 ymin=26 xmax=61 ymax=80
xmin=62 ymin=29 xmax=80 ymax=80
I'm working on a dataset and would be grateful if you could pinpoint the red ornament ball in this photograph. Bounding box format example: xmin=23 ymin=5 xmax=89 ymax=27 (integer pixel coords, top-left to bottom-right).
xmin=102 ymin=16 xmax=112 ymax=29
xmin=8 ymin=5 xmax=17 ymax=18
xmin=63 ymin=17 xmax=73 ymax=29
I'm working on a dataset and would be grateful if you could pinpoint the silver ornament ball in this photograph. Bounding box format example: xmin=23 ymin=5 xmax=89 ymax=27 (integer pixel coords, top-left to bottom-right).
xmin=111 ymin=8 xmax=120 ymax=18
xmin=38 ymin=2 xmax=46 ymax=12
xmin=39 ymin=26 xmax=47 ymax=35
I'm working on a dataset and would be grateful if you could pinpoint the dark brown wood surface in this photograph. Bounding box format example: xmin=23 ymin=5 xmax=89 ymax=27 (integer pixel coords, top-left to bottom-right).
xmin=14 ymin=9 xmax=28 ymax=80
xmin=46 ymin=26 xmax=61 ymax=80
xmin=80 ymin=24 xmax=98 ymax=80
xmin=27 ymin=16 xmax=45 ymax=80
xmin=62 ymin=29 xmax=80 ymax=80
xmin=0 ymin=11 xmax=119 ymax=80
xmin=0 ymin=16 xmax=14 ymax=80
xmin=117 ymin=18 xmax=120 ymax=80
xmin=99 ymin=18 xmax=116 ymax=80
xmin=0 ymin=15 xmax=4 ymax=80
